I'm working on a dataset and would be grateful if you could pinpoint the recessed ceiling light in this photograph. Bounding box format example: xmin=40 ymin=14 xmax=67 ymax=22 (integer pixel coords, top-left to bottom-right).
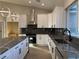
xmin=41 ymin=3 xmax=45 ymax=6
xmin=28 ymin=1 xmax=32 ymax=4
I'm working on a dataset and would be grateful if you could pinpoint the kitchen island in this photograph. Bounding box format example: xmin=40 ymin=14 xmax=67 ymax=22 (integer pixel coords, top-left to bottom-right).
xmin=0 ymin=36 xmax=29 ymax=59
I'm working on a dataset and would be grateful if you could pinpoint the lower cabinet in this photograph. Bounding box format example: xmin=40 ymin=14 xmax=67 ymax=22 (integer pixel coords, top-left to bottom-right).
xmin=48 ymin=38 xmax=56 ymax=59
xmin=13 ymin=45 xmax=20 ymax=59
xmin=0 ymin=48 xmax=14 ymax=59
xmin=37 ymin=34 xmax=49 ymax=46
xmin=24 ymin=38 xmax=29 ymax=56
xmin=21 ymin=38 xmax=28 ymax=59
xmin=55 ymin=48 xmax=63 ymax=59
xmin=0 ymin=37 xmax=29 ymax=59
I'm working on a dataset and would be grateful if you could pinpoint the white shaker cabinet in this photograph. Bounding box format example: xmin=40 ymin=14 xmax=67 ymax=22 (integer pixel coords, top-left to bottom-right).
xmin=52 ymin=7 xmax=65 ymax=28
xmin=0 ymin=37 xmax=29 ymax=59
xmin=36 ymin=34 xmax=49 ymax=46
xmin=37 ymin=14 xmax=49 ymax=46
xmin=18 ymin=38 xmax=28 ymax=59
xmin=21 ymin=38 xmax=28 ymax=59
xmin=48 ymin=13 xmax=53 ymax=28
xmin=13 ymin=44 xmax=21 ymax=59
xmin=48 ymin=38 xmax=56 ymax=59
xmin=37 ymin=14 xmax=48 ymax=28
xmin=0 ymin=48 xmax=14 ymax=59
xmin=19 ymin=15 xmax=27 ymax=28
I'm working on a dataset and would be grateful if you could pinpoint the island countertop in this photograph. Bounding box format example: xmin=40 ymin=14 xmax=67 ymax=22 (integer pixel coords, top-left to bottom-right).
xmin=0 ymin=36 xmax=28 ymax=55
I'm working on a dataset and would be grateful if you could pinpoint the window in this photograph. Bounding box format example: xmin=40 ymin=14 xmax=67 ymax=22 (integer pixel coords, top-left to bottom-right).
xmin=67 ymin=1 xmax=78 ymax=34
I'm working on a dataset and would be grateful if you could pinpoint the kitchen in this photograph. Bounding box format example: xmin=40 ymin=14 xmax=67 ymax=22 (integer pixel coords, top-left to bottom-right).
xmin=0 ymin=0 xmax=78 ymax=59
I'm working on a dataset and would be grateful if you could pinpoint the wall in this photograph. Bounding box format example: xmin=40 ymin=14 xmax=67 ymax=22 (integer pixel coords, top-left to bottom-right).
xmin=64 ymin=0 xmax=75 ymax=9
xmin=0 ymin=2 xmax=49 ymax=23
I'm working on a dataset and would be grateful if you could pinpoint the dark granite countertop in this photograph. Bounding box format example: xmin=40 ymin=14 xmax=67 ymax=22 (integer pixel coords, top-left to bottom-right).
xmin=49 ymin=35 xmax=64 ymax=58
xmin=0 ymin=36 xmax=27 ymax=55
xmin=49 ymin=34 xmax=79 ymax=58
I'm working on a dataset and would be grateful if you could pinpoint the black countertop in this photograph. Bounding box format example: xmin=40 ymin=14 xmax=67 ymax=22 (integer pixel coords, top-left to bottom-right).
xmin=0 ymin=36 xmax=27 ymax=55
xmin=49 ymin=34 xmax=79 ymax=58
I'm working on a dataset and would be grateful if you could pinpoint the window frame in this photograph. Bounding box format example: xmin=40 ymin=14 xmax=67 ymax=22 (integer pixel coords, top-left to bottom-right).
xmin=66 ymin=1 xmax=78 ymax=34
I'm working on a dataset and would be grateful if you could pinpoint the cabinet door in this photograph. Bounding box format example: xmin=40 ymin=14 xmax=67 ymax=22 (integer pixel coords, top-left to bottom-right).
xmin=37 ymin=14 xmax=48 ymax=28
xmin=52 ymin=7 xmax=65 ymax=28
xmin=0 ymin=49 xmax=13 ymax=59
xmin=19 ymin=15 xmax=27 ymax=28
xmin=20 ymin=38 xmax=28 ymax=59
xmin=36 ymin=35 xmax=43 ymax=45
xmin=37 ymin=34 xmax=48 ymax=46
xmin=18 ymin=42 xmax=24 ymax=59
xmin=20 ymin=41 xmax=25 ymax=59
xmin=48 ymin=13 xmax=53 ymax=28
xmin=13 ymin=46 xmax=19 ymax=59
xmin=25 ymin=37 xmax=29 ymax=55
xmin=22 ymin=39 xmax=28 ymax=57
xmin=18 ymin=48 xmax=23 ymax=59
xmin=0 ymin=54 xmax=8 ymax=59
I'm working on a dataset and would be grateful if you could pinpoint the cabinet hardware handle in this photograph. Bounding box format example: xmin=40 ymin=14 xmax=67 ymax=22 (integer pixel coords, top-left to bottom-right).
xmin=21 ymin=43 xmax=23 ymax=45
xmin=19 ymin=48 xmax=21 ymax=54
xmin=15 ymin=46 xmax=18 ymax=49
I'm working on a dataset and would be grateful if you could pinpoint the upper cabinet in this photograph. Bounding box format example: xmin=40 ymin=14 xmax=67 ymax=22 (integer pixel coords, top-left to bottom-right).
xmin=19 ymin=15 xmax=27 ymax=28
xmin=48 ymin=13 xmax=53 ymax=28
xmin=52 ymin=7 xmax=65 ymax=28
xmin=37 ymin=14 xmax=48 ymax=28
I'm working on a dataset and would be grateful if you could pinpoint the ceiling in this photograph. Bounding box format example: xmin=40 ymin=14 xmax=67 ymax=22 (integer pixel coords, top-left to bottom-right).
xmin=0 ymin=0 xmax=64 ymax=11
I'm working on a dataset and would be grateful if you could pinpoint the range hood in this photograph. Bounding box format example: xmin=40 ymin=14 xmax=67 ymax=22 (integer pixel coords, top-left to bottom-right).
xmin=29 ymin=9 xmax=36 ymax=24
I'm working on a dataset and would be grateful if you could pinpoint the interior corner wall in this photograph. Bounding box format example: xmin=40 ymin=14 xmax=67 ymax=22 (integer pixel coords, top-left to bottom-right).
xmin=64 ymin=0 xmax=75 ymax=9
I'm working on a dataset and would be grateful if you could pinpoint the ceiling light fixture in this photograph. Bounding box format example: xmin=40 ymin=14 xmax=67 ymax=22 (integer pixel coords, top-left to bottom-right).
xmin=41 ymin=3 xmax=45 ymax=6
xmin=28 ymin=1 xmax=32 ymax=4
